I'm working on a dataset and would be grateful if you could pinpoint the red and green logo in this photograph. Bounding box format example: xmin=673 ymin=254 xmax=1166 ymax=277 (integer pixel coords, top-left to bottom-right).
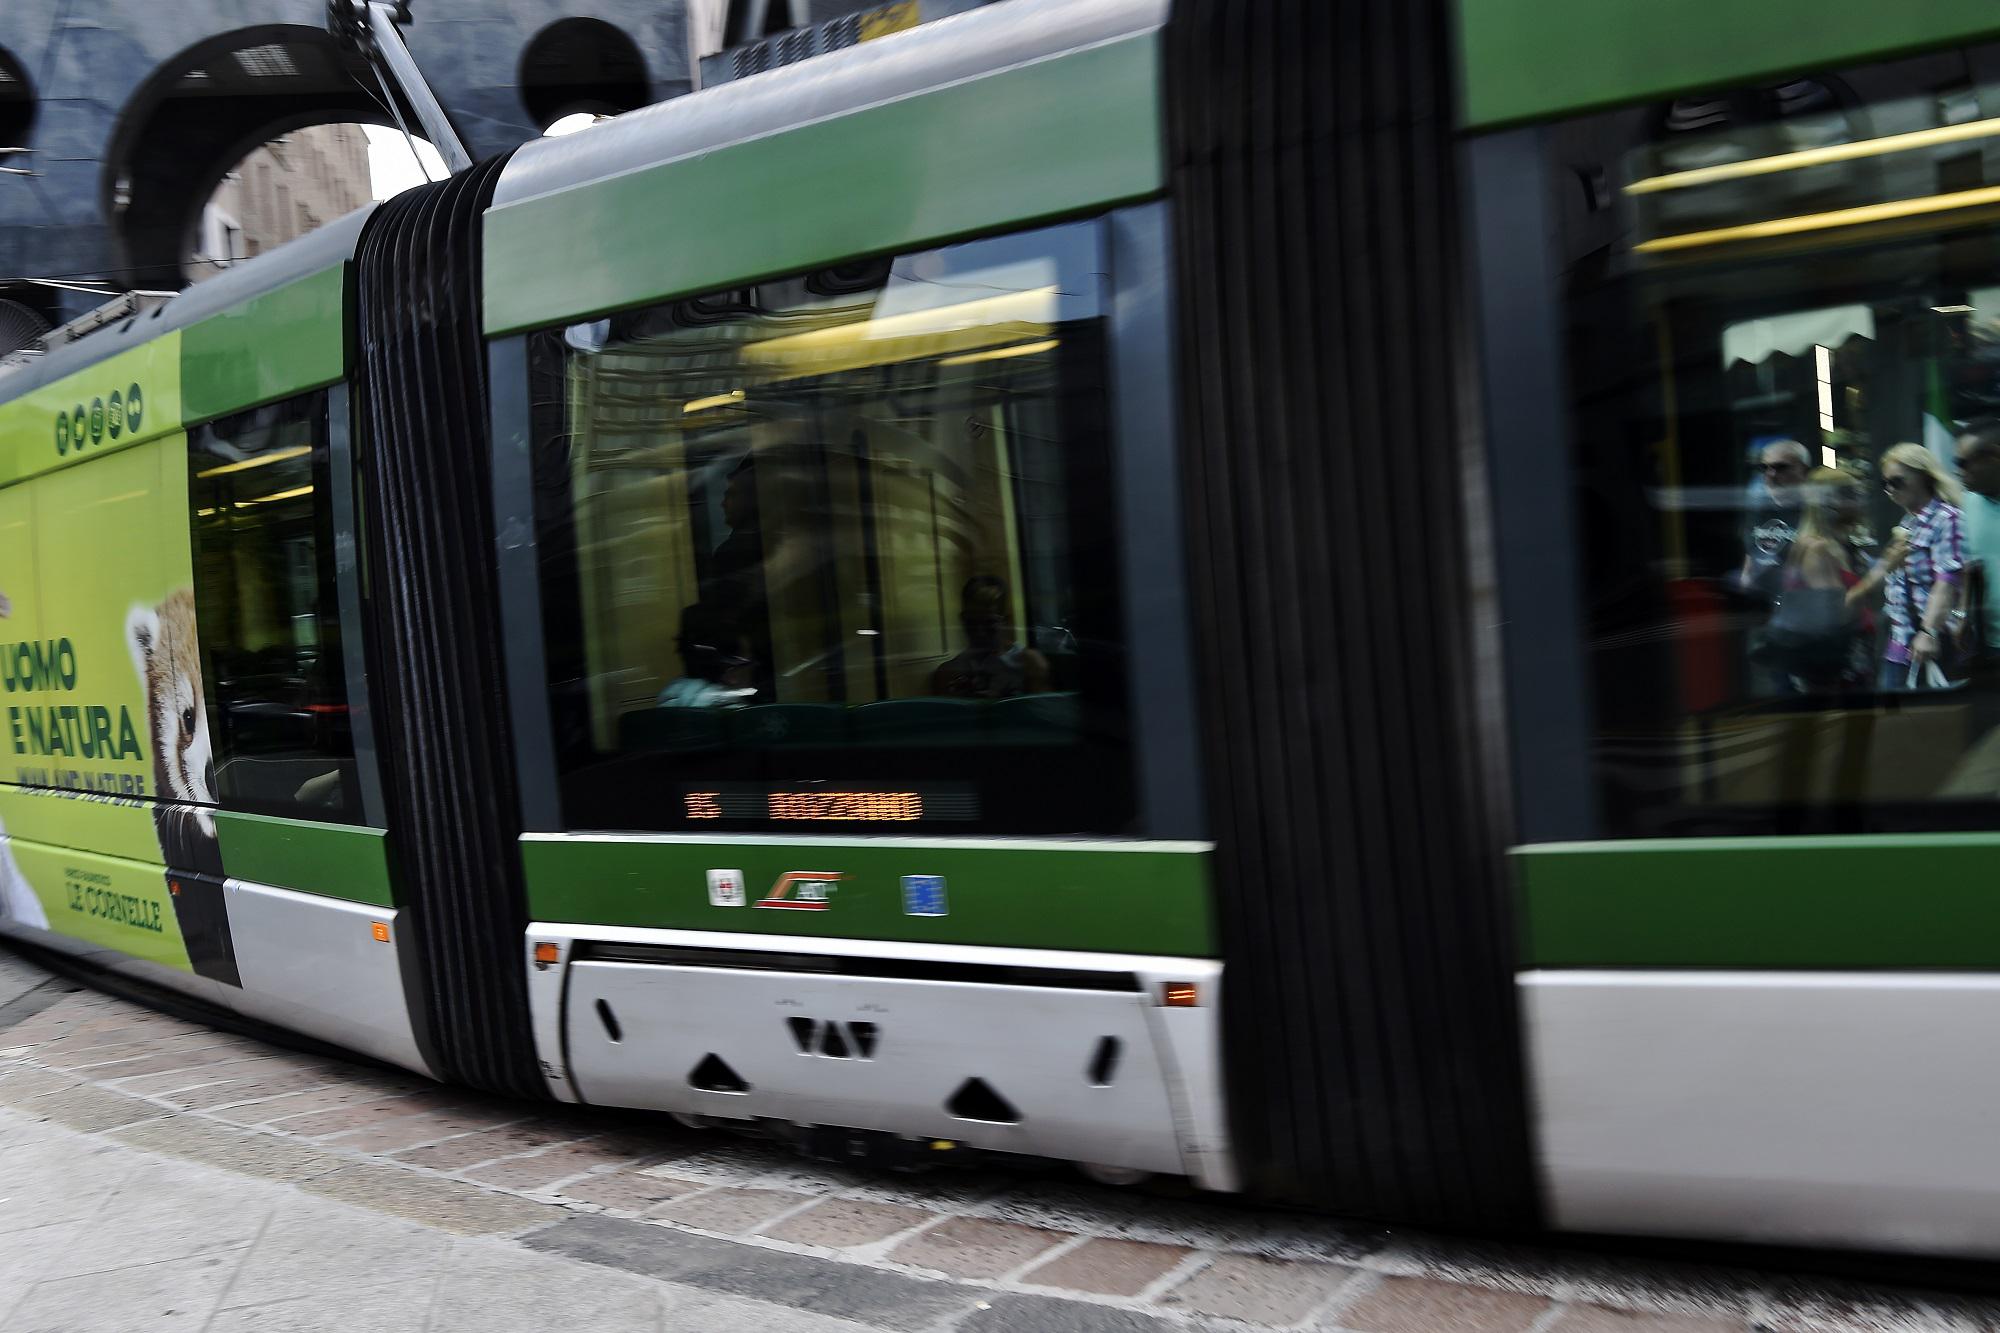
xmin=755 ymin=870 xmax=843 ymax=911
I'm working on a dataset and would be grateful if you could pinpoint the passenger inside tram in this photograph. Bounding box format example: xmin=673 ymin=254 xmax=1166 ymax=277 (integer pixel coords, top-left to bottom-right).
xmin=656 ymin=602 xmax=758 ymax=709
xmin=932 ymin=575 xmax=1051 ymax=700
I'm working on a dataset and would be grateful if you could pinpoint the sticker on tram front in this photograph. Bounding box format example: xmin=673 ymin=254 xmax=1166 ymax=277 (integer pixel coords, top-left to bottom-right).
xmin=902 ymin=875 xmax=948 ymax=917
xmin=755 ymin=871 xmax=842 ymax=910
xmin=707 ymin=869 xmax=746 ymax=908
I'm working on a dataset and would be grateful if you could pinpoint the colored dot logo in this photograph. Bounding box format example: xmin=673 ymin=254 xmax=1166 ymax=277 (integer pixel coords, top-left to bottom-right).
xmin=50 ymin=382 xmax=144 ymax=457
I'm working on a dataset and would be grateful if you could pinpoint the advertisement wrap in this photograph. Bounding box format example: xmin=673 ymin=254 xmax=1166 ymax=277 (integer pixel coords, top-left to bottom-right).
xmin=0 ymin=336 xmax=238 ymax=983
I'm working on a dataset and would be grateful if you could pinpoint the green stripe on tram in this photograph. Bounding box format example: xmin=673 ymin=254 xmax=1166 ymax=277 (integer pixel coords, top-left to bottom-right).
xmin=181 ymin=264 xmax=347 ymax=423
xmin=521 ymin=836 xmax=1216 ymax=957
xmin=1517 ymin=834 xmax=2000 ymax=969
xmin=214 ymin=811 xmax=396 ymax=909
xmin=482 ymin=30 xmax=1164 ymax=335
xmin=1457 ymin=0 xmax=2000 ymax=130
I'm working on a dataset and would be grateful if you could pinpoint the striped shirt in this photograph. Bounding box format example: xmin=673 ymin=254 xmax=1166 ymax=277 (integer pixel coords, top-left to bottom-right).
xmin=1885 ymin=498 xmax=1965 ymax=664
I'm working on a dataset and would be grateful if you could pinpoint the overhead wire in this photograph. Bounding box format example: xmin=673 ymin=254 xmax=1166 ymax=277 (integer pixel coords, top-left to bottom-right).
xmin=368 ymin=49 xmax=437 ymax=186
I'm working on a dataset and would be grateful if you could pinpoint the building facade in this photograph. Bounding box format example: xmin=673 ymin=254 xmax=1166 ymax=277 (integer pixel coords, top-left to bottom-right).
xmin=188 ymin=123 xmax=374 ymax=282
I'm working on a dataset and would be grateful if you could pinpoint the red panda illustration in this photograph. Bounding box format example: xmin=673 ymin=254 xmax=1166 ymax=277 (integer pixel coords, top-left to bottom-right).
xmin=127 ymin=590 xmax=223 ymax=880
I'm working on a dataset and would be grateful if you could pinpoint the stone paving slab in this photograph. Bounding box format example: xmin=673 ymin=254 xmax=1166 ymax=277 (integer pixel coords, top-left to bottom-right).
xmin=557 ymin=1167 xmax=703 ymax=1211
xmin=203 ymin=1277 xmax=440 ymax=1333
xmin=1021 ymin=1236 xmax=1200 ymax=1298
xmin=4 ymin=1246 xmax=242 ymax=1333
xmin=301 ymin=1161 xmax=567 ymax=1234
xmin=956 ymin=1293 xmax=1180 ymax=1332
xmin=657 ymin=1183 xmax=823 ymax=1234
xmin=525 ymin=1211 xmax=985 ymax=1331
xmin=111 ymin=1113 xmax=350 ymax=1182
xmin=762 ymin=1197 xmax=936 ymax=1250
xmin=1337 ymin=1275 xmax=1554 ymax=1333
xmin=5 ymin=946 xmax=2000 ymax=1331
xmin=888 ymin=1215 xmax=1074 ymax=1279
xmin=1159 ymin=1254 xmax=1358 ymax=1325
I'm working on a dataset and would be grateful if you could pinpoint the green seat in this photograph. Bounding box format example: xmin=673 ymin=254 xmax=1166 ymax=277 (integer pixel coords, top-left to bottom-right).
xmin=851 ymin=698 xmax=987 ymax=746
xmin=988 ymin=692 xmax=1082 ymax=745
xmin=729 ymin=703 xmax=848 ymax=748
xmin=620 ymin=708 xmax=726 ymax=753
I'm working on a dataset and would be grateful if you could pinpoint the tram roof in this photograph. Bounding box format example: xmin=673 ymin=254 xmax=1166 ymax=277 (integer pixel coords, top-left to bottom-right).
xmin=481 ymin=0 xmax=1168 ymax=335
xmin=0 ymin=204 xmax=372 ymax=412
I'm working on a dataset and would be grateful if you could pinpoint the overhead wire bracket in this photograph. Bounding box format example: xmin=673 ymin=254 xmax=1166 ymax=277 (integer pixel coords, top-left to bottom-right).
xmin=326 ymin=0 xmax=473 ymax=175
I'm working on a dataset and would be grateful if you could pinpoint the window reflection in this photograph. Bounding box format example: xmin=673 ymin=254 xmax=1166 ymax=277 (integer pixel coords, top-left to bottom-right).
xmin=528 ymin=222 xmax=1133 ymax=835
xmin=1559 ymin=60 xmax=2000 ymax=834
xmin=187 ymin=394 xmax=357 ymax=820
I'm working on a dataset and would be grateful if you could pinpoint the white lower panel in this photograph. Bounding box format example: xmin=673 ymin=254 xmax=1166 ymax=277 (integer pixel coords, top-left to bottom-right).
xmin=1526 ymin=970 xmax=2000 ymax=1256
xmin=221 ymin=881 xmax=433 ymax=1077
xmin=532 ymin=926 xmax=1233 ymax=1187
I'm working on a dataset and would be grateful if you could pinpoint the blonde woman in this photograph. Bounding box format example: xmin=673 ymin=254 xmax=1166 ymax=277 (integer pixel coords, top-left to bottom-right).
xmin=1850 ymin=443 xmax=1963 ymax=688
xmin=1756 ymin=468 xmax=1874 ymax=692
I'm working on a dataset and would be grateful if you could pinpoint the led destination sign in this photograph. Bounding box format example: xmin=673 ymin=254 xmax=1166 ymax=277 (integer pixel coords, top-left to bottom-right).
xmin=684 ymin=784 xmax=978 ymax=823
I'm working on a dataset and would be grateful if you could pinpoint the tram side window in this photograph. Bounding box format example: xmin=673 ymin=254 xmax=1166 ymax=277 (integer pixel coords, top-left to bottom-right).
xmin=1549 ymin=56 xmax=2000 ymax=836
xmin=187 ymin=393 xmax=359 ymax=821
xmin=526 ymin=220 xmax=1135 ymax=835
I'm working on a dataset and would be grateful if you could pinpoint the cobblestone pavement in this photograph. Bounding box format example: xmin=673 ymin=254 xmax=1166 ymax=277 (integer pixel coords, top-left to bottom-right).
xmin=3 ymin=946 xmax=1999 ymax=1332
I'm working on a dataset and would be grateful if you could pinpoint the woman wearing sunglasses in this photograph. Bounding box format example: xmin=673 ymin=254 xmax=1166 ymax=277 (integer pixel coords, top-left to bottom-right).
xmin=1851 ymin=443 xmax=1965 ymax=689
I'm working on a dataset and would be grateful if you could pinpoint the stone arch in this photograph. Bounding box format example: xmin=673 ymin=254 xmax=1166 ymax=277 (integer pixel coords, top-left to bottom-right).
xmin=0 ymin=41 xmax=58 ymax=348
xmin=518 ymin=18 xmax=651 ymax=131
xmin=0 ymin=44 xmax=32 ymax=154
xmin=101 ymin=24 xmax=398 ymax=289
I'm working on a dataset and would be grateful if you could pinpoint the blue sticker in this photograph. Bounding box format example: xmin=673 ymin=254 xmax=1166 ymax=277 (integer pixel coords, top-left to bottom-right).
xmin=902 ymin=874 xmax=948 ymax=917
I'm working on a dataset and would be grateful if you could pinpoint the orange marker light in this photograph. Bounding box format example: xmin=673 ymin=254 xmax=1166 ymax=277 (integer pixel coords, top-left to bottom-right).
xmin=370 ymin=922 xmax=391 ymax=943
xmin=1162 ymin=982 xmax=1199 ymax=1008
xmin=533 ymin=941 xmax=561 ymax=966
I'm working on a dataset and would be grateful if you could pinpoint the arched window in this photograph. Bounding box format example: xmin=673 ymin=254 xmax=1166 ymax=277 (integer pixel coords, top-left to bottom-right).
xmin=519 ymin=19 xmax=650 ymax=133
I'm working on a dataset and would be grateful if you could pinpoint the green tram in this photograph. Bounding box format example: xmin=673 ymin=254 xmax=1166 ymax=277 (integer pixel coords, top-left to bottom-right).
xmin=9 ymin=0 xmax=2000 ymax=1255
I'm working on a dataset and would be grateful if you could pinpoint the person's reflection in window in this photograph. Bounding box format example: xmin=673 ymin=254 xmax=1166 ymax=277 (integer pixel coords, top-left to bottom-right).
xmin=1753 ymin=467 xmax=1873 ymax=695
xmin=707 ymin=455 xmax=764 ymax=607
xmin=1867 ymin=443 xmax=1964 ymax=690
xmin=701 ymin=453 xmax=775 ymax=702
xmin=932 ymin=576 xmax=1050 ymax=700
xmin=1955 ymin=419 xmax=2000 ymax=663
xmin=1739 ymin=438 xmax=1812 ymax=602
